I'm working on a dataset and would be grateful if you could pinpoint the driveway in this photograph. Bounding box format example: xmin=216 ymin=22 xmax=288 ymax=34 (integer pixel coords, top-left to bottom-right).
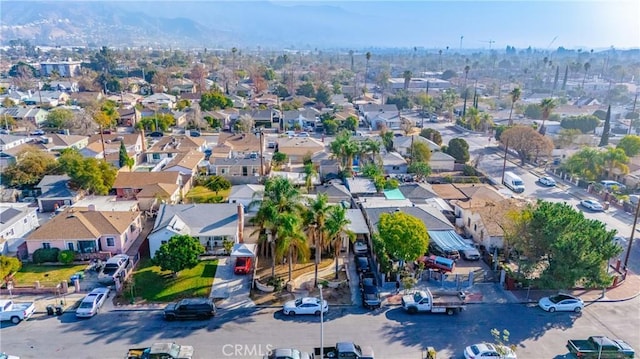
xmin=209 ymin=257 xmax=255 ymax=310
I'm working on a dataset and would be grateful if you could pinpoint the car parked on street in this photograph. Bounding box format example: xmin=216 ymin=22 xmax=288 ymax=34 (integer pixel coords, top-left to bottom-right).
xmin=282 ymin=297 xmax=328 ymax=316
xmin=538 ymin=293 xmax=584 ymax=313
xmin=359 ymin=272 xmax=381 ymax=309
xmin=464 ymin=343 xmax=517 ymax=359
xmin=263 ymin=348 xmax=311 ymax=359
xmin=76 ymin=287 xmax=110 ymax=318
xmin=580 ymin=199 xmax=604 ymax=212
xmin=355 ymin=255 xmax=371 ymax=273
xmin=163 ymin=298 xmax=216 ymax=321
xmin=538 ymin=176 xmax=557 ymax=187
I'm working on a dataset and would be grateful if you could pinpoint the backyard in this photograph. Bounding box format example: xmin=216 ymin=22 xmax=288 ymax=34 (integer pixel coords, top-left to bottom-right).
xmin=184 ymin=186 xmax=230 ymax=203
xmin=11 ymin=263 xmax=87 ymax=286
xmin=122 ymin=259 xmax=218 ymax=303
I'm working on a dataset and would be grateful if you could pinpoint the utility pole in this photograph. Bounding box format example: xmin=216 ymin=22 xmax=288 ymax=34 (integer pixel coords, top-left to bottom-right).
xmin=628 ymin=91 xmax=638 ymax=135
xmin=459 ymin=36 xmax=464 ymax=52
xmin=622 ymin=198 xmax=640 ymax=273
xmin=259 ymin=129 xmax=264 ymax=176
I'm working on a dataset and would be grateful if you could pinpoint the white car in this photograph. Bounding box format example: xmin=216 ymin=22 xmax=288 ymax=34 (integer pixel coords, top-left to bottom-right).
xmin=282 ymin=297 xmax=328 ymax=316
xmin=538 ymin=294 xmax=584 ymax=313
xmin=538 ymin=176 xmax=556 ymax=187
xmin=76 ymin=287 xmax=110 ymax=318
xmin=464 ymin=343 xmax=517 ymax=359
xmin=353 ymin=240 xmax=368 ymax=255
xmin=580 ymin=199 xmax=604 ymax=211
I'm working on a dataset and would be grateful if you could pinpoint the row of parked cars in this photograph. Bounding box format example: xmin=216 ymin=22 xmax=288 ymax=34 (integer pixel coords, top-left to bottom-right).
xmin=354 ymin=240 xmax=382 ymax=310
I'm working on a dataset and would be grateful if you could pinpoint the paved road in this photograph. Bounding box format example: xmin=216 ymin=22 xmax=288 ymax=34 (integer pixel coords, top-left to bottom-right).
xmin=2 ymin=295 xmax=639 ymax=359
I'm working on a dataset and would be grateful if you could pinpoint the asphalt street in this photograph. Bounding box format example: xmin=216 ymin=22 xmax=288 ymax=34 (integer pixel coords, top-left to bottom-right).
xmin=2 ymin=296 xmax=639 ymax=359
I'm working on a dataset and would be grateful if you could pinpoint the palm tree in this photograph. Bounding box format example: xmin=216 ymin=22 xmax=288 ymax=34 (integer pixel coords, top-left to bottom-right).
xmin=303 ymin=162 xmax=316 ymax=193
xmin=539 ymin=98 xmax=556 ymax=134
xmin=360 ymin=138 xmax=381 ymax=165
xmin=325 ymin=205 xmax=353 ymax=279
xmin=463 ymin=65 xmax=471 ymax=89
xmin=305 ymin=194 xmax=331 ymax=287
xmin=276 ymin=213 xmax=309 ymax=283
xmin=565 ymin=147 xmax=604 ymax=181
xmin=124 ymin=156 xmax=135 ymax=172
xmin=602 ymin=147 xmax=629 ymax=179
xmin=330 ymin=131 xmax=359 ymax=174
xmin=438 ymin=49 xmax=443 ymax=71
xmin=508 ymin=87 xmax=521 ymax=126
xmin=403 ymin=70 xmax=412 ymax=91
xmin=582 ymin=62 xmax=591 ymax=91
xmin=365 ymin=52 xmax=371 ymax=91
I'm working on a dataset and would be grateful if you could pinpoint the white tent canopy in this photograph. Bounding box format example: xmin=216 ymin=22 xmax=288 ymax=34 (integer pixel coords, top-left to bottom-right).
xmin=230 ymin=243 xmax=257 ymax=257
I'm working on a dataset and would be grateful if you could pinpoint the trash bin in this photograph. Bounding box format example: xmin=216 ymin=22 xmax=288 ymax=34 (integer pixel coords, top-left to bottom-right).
xmin=55 ymin=306 xmax=63 ymax=316
xmin=46 ymin=305 xmax=54 ymax=316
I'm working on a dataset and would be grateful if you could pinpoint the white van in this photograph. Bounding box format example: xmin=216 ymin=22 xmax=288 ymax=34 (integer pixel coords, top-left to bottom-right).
xmin=503 ymin=171 xmax=525 ymax=193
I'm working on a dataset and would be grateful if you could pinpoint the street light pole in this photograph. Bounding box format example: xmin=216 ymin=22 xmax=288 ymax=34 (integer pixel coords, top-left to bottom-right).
xmin=622 ymin=196 xmax=640 ymax=273
xmin=501 ymin=138 xmax=510 ymax=185
xmin=319 ymin=283 xmax=324 ymax=359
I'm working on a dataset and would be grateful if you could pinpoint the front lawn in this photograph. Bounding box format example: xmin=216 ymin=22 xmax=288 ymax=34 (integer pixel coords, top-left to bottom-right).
xmin=185 ymin=186 xmax=230 ymax=203
xmin=12 ymin=263 xmax=87 ymax=285
xmin=131 ymin=259 xmax=217 ymax=302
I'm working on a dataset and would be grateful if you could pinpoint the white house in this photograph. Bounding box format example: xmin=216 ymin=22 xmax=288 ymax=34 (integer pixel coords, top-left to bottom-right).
xmin=148 ymin=203 xmax=244 ymax=257
xmin=0 ymin=203 xmax=39 ymax=256
xmin=228 ymin=184 xmax=264 ymax=212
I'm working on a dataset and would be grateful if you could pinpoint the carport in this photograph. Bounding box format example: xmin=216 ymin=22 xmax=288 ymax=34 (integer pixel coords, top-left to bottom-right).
xmin=230 ymin=243 xmax=257 ymax=258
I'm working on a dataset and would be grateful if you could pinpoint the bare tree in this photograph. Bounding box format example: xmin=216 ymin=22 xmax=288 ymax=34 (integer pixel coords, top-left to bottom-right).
xmin=190 ymin=63 xmax=208 ymax=93
xmin=400 ymin=117 xmax=414 ymax=135
xmin=236 ymin=114 xmax=255 ymax=133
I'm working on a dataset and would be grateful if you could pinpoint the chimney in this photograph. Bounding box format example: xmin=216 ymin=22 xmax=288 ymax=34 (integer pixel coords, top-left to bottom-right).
xmin=237 ymin=204 xmax=245 ymax=243
xmin=88 ymin=204 xmax=96 ymax=211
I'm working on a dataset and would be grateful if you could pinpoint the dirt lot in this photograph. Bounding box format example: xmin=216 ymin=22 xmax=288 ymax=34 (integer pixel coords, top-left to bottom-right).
xmin=251 ymin=270 xmax=351 ymax=306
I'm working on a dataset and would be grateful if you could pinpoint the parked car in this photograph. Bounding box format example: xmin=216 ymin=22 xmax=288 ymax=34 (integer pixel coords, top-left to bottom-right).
xmin=538 ymin=176 xmax=557 ymax=187
xmin=296 ymin=132 xmax=310 ymax=138
xmin=148 ymin=131 xmax=164 ymax=138
xmin=163 ymin=298 xmax=216 ymax=321
xmin=76 ymin=287 xmax=110 ymax=318
xmin=600 ymin=180 xmax=626 ymax=192
xmin=263 ymin=348 xmax=311 ymax=359
xmin=30 ymin=129 xmax=45 ymax=136
xmin=0 ymin=353 xmax=20 ymax=359
xmin=98 ymin=254 xmax=130 ymax=284
xmin=355 ymin=255 xmax=371 ymax=273
xmin=353 ymin=240 xmax=368 ymax=255
xmin=538 ymin=294 xmax=584 ymax=313
xmin=234 ymin=257 xmax=252 ymax=275
xmin=580 ymin=199 xmax=604 ymax=212
xmin=189 ymin=130 xmax=201 ymax=137
xmin=463 ymin=343 xmax=517 ymax=359
xmin=360 ymin=273 xmax=381 ymax=309
xmin=282 ymin=297 xmax=328 ymax=316
xmin=460 ymin=246 xmax=481 ymax=261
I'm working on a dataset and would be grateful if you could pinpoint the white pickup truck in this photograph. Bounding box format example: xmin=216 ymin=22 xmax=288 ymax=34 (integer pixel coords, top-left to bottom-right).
xmin=0 ymin=299 xmax=36 ymax=324
xmin=401 ymin=289 xmax=466 ymax=315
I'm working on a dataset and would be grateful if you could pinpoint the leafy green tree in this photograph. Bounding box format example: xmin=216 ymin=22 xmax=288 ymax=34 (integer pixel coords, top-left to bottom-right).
xmin=296 ymin=82 xmax=316 ymax=98
xmin=2 ymin=146 xmax=57 ymax=188
xmin=377 ymin=212 xmax=429 ymax=263
xmin=599 ymin=105 xmax=611 ymax=147
xmin=118 ymin=141 xmax=128 ymax=168
xmin=446 ymin=138 xmax=470 ymax=163
xmin=124 ymin=156 xmax=135 ymax=172
xmin=565 ymin=147 xmax=605 ymax=181
xmin=494 ymin=125 xmax=508 ymax=141
xmin=204 ymin=116 xmax=221 ymax=130
xmin=407 ymin=162 xmax=432 ymax=181
xmin=46 ymin=108 xmax=74 ymax=129
xmin=343 ymin=116 xmax=359 ymax=131
xmin=315 ymin=84 xmax=332 ymax=106
xmin=560 ymin=115 xmax=600 ymax=133
xmin=513 ymin=201 xmax=621 ymax=289
xmin=206 ymin=175 xmax=231 ymax=194
xmin=135 ymin=114 xmax=175 ymax=132
xmin=272 ymin=152 xmax=287 ymax=170
xmin=419 ymin=128 xmax=442 ymax=146
xmin=601 ymin=147 xmax=629 ymax=177
xmin=8 ymin=62 xmax=37 ymax=78
xmin=58 ymin=250 xmax=75 ymax=264
xmin=408 ymin=141 xmax=431 ymax=163
xmin=381 ymin=130 xmax=394 ymax=152
xmin=0 ymin=256 xmax=22 ymax=280
xmin=617 ymin=135 xmax=640 ymax=157
xmin=153 ymin=234 xmax=204 ymax=277
xmin=273 ymin=84 xmax=289 ymax=98
xmin=323 ymin=119 xmax=338 ymax=135
xmin=303 ymin=162 xmax=317 ymax=193
xmin=200 ymin=90 xmax=233 ymax=111
xmin=386 ymin=91 xmax=411 ymax=110
xmin=524 ymin=104 xmax=542 ymax=119
xmin=557 ymin=129 xmax=582 ymax=148
xmin=440 ymin=88 xmax=458 ymax=121
xmin=58 ymin=149 xmax=117 ymax=195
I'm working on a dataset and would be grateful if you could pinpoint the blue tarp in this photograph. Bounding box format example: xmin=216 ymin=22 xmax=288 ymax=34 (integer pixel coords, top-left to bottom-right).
xmin=428 ymin=230 xmax=473 ymax=251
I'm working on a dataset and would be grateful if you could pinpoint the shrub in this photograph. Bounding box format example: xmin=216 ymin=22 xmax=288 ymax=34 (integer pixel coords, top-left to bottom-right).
xmin=57 ymin=250 xmax=76 ymax=264
xmin=32 ymin=248 xmax=60 ymax=264
xmin=266 ymin=276 xmax=284 ymax=292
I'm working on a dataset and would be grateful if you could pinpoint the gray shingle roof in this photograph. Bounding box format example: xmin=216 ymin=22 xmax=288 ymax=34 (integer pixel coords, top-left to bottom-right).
xmin=151 ymin=203 xmax=239 ymax=237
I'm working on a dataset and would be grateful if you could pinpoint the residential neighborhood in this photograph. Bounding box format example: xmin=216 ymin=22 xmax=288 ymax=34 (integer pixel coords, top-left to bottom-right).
xmin=1 ymin=2 xmax=639 ymax=358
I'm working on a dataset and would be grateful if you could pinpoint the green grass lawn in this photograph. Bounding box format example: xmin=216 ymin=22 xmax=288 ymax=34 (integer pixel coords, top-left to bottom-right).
xmin=12 ymin=263 xmax=87 ymax=285
xmin=132 ymin=259 xmax=217 ymax=302
xmin=185 ymin=186 xmax=230 ymax=203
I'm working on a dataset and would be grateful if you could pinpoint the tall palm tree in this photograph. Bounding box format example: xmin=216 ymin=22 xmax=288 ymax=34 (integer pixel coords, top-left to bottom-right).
xmin=602 ymin=147 xmax=629 ymax=179
xmin=463 ymin=65 xmax=471 ymax=89
xmin=303 ymin=162 xmax=317 ymax=193
xmin=330 ymin=131 xmax=359 ymax=174
xmin=305 ymin=194 xmax=331 ymax=287
xmin=325 ymin=205 xmax=353 ymax=279
xmin=565 ymin=147 xmax=604 ymax=181
xmin=361 ymin=138 xmax=381 ymax=165
xmin=539 ymin=98 xmax=556 ymax=134
xmin=403 ymin=70 xmax=412 ymax=91
xmin=582 ymin=62 xmax=591 ymax=91
xmin=365 ymin=52 xmax=371 ymax=91
xmin=508 ymin=87 xmax=521 ymax=126
xmin=276 ymin=213 xmax=309 ymax=283
xmin=438 ymin=49 xmax=443 ymax=71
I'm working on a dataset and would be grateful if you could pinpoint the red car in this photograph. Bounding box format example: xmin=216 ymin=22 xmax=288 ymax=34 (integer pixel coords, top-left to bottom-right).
xmin=234 ymin=257 xmax=252 ymax=275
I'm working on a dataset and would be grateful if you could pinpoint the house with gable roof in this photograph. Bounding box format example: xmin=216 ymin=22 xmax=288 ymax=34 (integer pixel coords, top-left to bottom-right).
xmin=25 ymin=206 xmax=142 ymax=256
xmin=112 ymin=171 xmax=185 ymax=208
xmin=36 ymin=175 xmax=81 ymax=212
xmin=145 ymin=135 xmax=206 ymax=164
xmin=148 ymin=203 xmax=244 ymax=257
